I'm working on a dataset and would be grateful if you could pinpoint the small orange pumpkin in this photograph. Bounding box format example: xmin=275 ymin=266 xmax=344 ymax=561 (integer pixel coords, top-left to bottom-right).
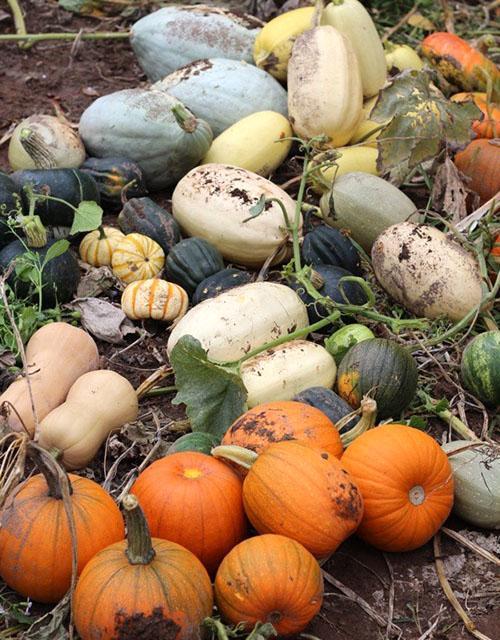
xmin=221 ymin=400 xmax=343 ymax=460
xmin=121 ymin=278 xmax=189 ymax=322
xmin=74 ymin=494 xmax=213 ymax=640
xmin=450 ymin=92 xmax=499 ymax=138
xmin=111 ymin=232 xmax=165 ymax=283
xmin=130 ymin=451 xmax=246 ymax=575
xmin=454 ymin=138 xmax=500 ymax=204
xmin=215 ymin=534 xmax=323 ymax=636
xmin=341 ymin=424 xmax=454 ymax=552
xmin=79 ymin=226 xmax=125 ymax=267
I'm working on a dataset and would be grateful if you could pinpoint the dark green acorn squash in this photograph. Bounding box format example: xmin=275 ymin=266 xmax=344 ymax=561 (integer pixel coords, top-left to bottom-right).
xmin=168 ymin=432 xmax=219 ymax=455
xmin=302 ymin=225 xmax=361 ymax=275
xmin=337 ymin=338 xmax=418 ymax=420
xmin=10 ymin=169 xmax=100 ymax=226
xmin=81 ymin=157 xmax=148 ymax=207
xmin=118 ymin=197 xmax=180 ymax=255
xmin=0 ymin=238 xmax=80 ymax=307
xmin=0 ymin=173 xmax=22 ymax=247
xmin=293 ymin=386 xmax=359 ymax=431
xmin=461 ymin=331 xmax=500 ymax=407
xmin=165 ymin=237 xmax=225 ymax=296
xmin=192 ymin=268 xmax=252 ymax=305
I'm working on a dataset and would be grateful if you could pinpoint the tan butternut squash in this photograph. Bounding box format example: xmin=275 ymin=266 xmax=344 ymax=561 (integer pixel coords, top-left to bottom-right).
xmin=38 ymin=370 xmax=139 ymax=470
xmin=0 ymin=323 xmax=99 ymax=436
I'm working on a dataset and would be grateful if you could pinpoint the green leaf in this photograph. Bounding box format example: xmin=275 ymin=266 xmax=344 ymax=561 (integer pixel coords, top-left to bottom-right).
xmin=170 ymin=335 xmax=247 ymax=439
xmin=70 ymin=201 xmax=103 ymax=235
xmin=43 ymin=239 xmax=70 ymax=266
xmin=407 ymin=416 xmax=428 ymax=430
xmin=434 ymin=397 xmax=450 ymax=413
xmin=15 ymin=255 xmax=38 ymax=284
xmin=242 ymin=194 xmax=267 ymax=223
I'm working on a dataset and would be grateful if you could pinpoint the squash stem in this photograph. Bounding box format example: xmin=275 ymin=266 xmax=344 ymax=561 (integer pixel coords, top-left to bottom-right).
xmin=98 ymin=226 xmax=107 ymax=240
xmin=417 ymin=391 xmax=480 ymax=441
xmin=0 ymin=31 xmax=130 ymax=45
xmin=341 ymin=398 xmax=378 ymax=446
xmin=27 ymin=443 xmax=73 ymax=499
xmin=211 ymin=445 xmax=258 ymax=470
xmin=122 ymin=494 xmax=156 ymax=565
xmin=171 ymin=104 xmax=197 ymax=134
xmin=6 ymin=0 xmax=28 ymax=49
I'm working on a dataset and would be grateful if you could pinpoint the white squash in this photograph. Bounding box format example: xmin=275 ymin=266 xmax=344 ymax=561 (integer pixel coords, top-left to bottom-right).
xmin=201 ymin=111 xmax=293 ymax=177
xmin=309 ymin=146 xmax=379 ymax=194
xmin=172 ymin=163 xmax=300 ymax=268
xmin=167 ymin=282 xmax=309 ymax=362
xmin=241 ymin=340 xmax=336 ymax=407
xmin=287 ymin=26 xmax=363 ymax=147
xmin=372 ymin=222 xmax=483 ymax=321
xmin=154 ymin=58 xmax=288 ymax=137
xmin=131 ymin=6 xmax=262 ymax=82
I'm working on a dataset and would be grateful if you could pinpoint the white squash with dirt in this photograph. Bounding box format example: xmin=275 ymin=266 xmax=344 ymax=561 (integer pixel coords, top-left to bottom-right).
xmin=287 ymin=26 xmax=363 ymax=147
xmin=172 ymin=163 xmax=299 ymax=268
xmin=167 ymin=282 xmax=309 ymax=362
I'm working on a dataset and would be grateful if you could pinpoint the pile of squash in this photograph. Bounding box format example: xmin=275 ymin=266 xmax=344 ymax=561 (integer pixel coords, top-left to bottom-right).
xmin=0 ymin=1 xmax=499 ymax=638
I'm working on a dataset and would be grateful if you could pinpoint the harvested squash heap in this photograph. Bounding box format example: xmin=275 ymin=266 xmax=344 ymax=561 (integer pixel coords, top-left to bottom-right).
xmin=0 ymin=0 xmax=499 ymax=638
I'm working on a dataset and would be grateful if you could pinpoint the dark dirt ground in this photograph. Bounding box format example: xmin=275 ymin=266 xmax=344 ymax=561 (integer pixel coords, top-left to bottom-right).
xmin=0 ymin=2 xmax=499 ymax=640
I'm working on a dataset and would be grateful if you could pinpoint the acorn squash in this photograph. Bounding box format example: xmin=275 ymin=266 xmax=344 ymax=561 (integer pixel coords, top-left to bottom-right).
xmin=165 ymin=237 xmax=225 ymax=297
xmin=118 ymin=197 xmax=181 ymax=256
xmin=293 ymin=386 xmax=358 ymax=430
xmin=81 ymin=157 xmax=148 ymax=207
xmin=301 ymin=225 xmax=361 ymax=275
xmin=193 ymin=268 xmax=252 ymax=305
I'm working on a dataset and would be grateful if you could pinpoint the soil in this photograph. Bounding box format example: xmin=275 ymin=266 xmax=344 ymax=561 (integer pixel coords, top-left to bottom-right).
xmin=0 ymin=3 xmax=499 ymax=640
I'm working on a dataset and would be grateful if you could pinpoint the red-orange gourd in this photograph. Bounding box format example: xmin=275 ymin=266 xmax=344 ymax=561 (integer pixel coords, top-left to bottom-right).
xmin=241 ymin=440 xmax=364 ymax=558
xmin=221 ymin=400 xmax=343 ymax=460
xmin=215 ymin=534 xmax=323 ymax=636
xmin=130 ymin=451 xmax=246 ymax=575
xmin=421 ymin=33 xmax=500 ymax=97
xmin=491 ymin=231 xmax=500 ymax=264
xmin=74 ymin=494 xmax=213 ymax=640
xmin=454 ymin=139 xmax=500 ymax=204
xmin=0 ymin=468 xmax=124 ymax=603
xmin=341 ymin=424 xmax=454 ymax=552
xmin=451 ymin=92 xmax=500 ymax=138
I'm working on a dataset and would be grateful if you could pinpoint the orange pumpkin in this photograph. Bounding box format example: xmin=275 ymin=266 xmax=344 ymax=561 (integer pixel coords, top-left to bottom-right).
xmin=215 ymin=534 xmax=323 ymax=636
xmin=454 ymin=139 xmax=500 ymax=204
xmin=74 ymin=494 xmax=213 ymax=640
xmin=341 ymin=424 xmax=454 ymax=552
xmin=0 ymin=468 xmax=124 ymax=603
xmin=240 ymin=440 xmax=363 ymax=559
xmin=130 ymin=451 xmax=246 ymax=575
xmin=490 ymin=231 xmax=500 ymax=265
xmin=221 ymin=400 xmax=343 ymax=460
xmin=451 ymin=92 xmax=500 ymax=138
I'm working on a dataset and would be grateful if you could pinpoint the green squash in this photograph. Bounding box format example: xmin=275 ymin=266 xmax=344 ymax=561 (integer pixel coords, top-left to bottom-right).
xmin=165 ymin=237 xmax=225 ymax=296
xmin=461 ymin=331 xmax=500 ymax=407
xmin=118 ymin=197 xmax=181 ymax=255
xmin=168 ymin=432 xmax=219 ymax=455
xmin=81 ymin=157 xmax=148 ymax=207
xmin=10 ymin=169 xmax=100 ymax=227
xmin=442 ymin=440 xmax=500 ymax=529
xmin=336 ymin=338 xmax=418 ymax=419
xmin=293 ymin=386 xmax=359 ymax=431
xmin=324 ymin=324 xmax=375 ymax=364
xmin=192 ymin=268 xmax=252 ymax=305
xmin=302 ymin=225 xmax=361 ymax=275
xmin=0 ymin=173 xmax=22 ymax=247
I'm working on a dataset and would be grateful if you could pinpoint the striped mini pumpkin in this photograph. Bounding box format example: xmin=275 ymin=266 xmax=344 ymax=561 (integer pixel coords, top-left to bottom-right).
xmin=111 ymin=233 xmax=165 ymax=283
xmin=79 ymin=226 xmax=125 ymax=267
xmin=121 ymin=278 xmax=189 ymax=321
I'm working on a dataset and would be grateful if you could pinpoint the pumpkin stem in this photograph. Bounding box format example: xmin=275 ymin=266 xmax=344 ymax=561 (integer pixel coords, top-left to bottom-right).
xmin=340 ymin=397 xmax=377 ymax=446
xmin=19 ymin=127 xmax=56 ymax=169
xmin=171 ymin=104 xmax=197 ymax=134
xmin=98 ymin=225 xmax=107 ymax=240
xmin=310 ymin=269 xmax=325 ymax=290
xmin=211 ymin=445 xmax=259 ymax=470
xmin=27 ymin=442 xmax=73 ymax=499
xmin=122 ymin=493 xmax=156 ymax=565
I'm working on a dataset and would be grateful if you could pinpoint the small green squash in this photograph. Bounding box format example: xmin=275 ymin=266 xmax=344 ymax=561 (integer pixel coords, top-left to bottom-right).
xmin=0 ymin=173 xmax=22 ymax=247
xmin=81 ymin=157 xmax=148 ymax=207
xmin=118 ymin=197 xmax=181 ymax=256
xmin=192 ymin=268 xmax=252 ymax=305
xmin=293 ymin=386 xmax=359 ymax=431
xmin=461 ymin=331 xmax=500 ymax=407
xmin=10 ymin=169 xmax=100 ymax=227
xmin=336 ymin=338 xmax=418 ymax=419
xmin=302 ymin=225 xmax=361 ymax=275
xmin=442 ymin=440 xmax=500 ymax=529
xmin=168 ymin=432 xmax=219 ymax=455
xmin=165 ymin=237 xmax=225 ymax=296
xmin=324 ymin=324 xmax=375 ymax=364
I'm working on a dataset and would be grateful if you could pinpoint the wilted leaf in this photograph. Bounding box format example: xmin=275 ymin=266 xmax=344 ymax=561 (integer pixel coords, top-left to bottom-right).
xmin=432 ymin=156 xmax=468 ymax=222
xmin=70 ymin=297 xmax=138 ymax=343
xmin=171 ymin=336 xmax=247 ymax=439
xmin=76 ymin=265 xmax=118 ymax=298
xmin=70 ymin=201 xmax=103 ymax=235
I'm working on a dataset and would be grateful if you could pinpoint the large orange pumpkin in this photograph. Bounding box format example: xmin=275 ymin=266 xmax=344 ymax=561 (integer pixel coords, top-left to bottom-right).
xmin=215 ymin=534 xmax=323 ymax=636
xmin=0 ymin=471 xmax=124 ymax=603
xmin=221 ymin=400 xmax=343 ymax=459
xmin=341 ymin=424 xmax=454 ymax=552
xmin=130 ymin=451 xmax=246 ymax=575
xmin=240 ymin=440 xmax=363 ymax=559
xmin=454 ymin=138 xmax=500 ymax=204
xmin=74 ymin=494 xmax=213 ymax=640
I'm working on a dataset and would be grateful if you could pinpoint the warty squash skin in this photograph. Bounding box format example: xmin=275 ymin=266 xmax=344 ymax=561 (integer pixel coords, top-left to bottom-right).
xmin=215 ymin=534 xmax=323 ymax=635
xmin=241 ymin=340 xmax=337 ymax=407
xmin=111 ymin=232 xmax=165 ymax=284
xmin=167 ymin=282 xmax=309 ymax=362
xmin=0 ymin=473 xmax=124 ymax=603
xmin=0 ymin=323 xmax=99 ymax=436
xmin=172 ymin=164 xmax=300 ymax=268
xmin=287 ymin=26 xmax=363 ymax=147
xmin=79 ymin=226 xmax=125 ymax=267
xmin=38 ymin=370 xmax=139 ymax=470
xmin=341 ymin=424 xmax=454 ymax=551
xmin=131 ymin=5 xmax=262 ymax=82
xmin=121 ymin=278 xmax=189 ymax=322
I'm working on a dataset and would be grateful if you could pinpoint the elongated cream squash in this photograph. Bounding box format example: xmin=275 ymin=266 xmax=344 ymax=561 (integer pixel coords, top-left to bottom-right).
xmin=309 ymin=146 xmax=379 ymax=194
xmin=241 ymin=340 xmax=336 ymax=408
xmin=167 ymin=282 xmax=308 ymax=362
xmin=172 ymin=164 xmax=300 ymax=268
xmin=288 ymin=26 xmax=363 ymax=147
xmin=38 ymin=370 xmax=138 ymax=470
xmin=201 ymin=112 xmax=292 ymax=177
xmin=0 ymin=323 xmax=99 ymax=436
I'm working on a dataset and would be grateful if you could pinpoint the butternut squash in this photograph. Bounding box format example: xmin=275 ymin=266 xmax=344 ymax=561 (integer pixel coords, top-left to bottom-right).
xmin=0 ymin=324 xmax=99 ymax=437
xmin=38 ymin=370 xmax=139 ymax=470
